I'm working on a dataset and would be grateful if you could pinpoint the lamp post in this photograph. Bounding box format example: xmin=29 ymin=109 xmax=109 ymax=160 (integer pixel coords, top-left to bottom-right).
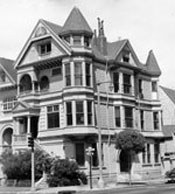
xmin=96 ymin=81 xmax=113 ymax=188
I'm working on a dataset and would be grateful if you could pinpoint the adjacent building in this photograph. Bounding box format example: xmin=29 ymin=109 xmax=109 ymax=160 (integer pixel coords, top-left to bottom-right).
xmin=0 ymin=7 xmax=164 ymax=182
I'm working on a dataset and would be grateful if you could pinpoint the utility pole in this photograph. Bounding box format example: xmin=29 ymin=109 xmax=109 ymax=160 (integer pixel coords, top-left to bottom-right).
xmin=28 ymin=135 xmax=35 ymax=191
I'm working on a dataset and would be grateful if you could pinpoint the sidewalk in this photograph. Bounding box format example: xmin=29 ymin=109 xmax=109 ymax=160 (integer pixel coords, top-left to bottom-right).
xmin=0 ymin=178 xmax=166 ymax=194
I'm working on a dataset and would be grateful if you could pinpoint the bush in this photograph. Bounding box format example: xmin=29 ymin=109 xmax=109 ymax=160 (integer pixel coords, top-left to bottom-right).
xmin=47 ymin=158 xmax=87 ymax=187
xmin=0 ymin=149 xmax=52 ymax=181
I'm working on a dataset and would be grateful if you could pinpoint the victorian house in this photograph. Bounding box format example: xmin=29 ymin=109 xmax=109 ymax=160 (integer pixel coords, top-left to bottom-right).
xmin=0 ymin=7 xmax=164 ymax=182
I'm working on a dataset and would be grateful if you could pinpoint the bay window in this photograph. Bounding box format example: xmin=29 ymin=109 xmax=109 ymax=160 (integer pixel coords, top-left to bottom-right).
xmin=76 ymin=101 xmax=84 ymax=125
xmin=74 ymin=62 xmax=83 ymax=85
xmin=123 ymin=73 xmax=131 ymax=94
xmin=65 ymin=63 xmax=71 ymax=86
xmin=124 ymin=106 xmax=133 ymax=128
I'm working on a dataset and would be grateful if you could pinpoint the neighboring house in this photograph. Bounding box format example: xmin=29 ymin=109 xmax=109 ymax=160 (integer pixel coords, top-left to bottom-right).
xmin=0 ymin=7 xmax=164 ymax=182
xmin=159 ymin=86 xmax=175 ymax=171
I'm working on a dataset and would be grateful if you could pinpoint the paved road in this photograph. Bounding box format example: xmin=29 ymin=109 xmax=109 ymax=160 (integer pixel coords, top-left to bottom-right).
xmin=1 ymin=183 xmax=175 ymax=194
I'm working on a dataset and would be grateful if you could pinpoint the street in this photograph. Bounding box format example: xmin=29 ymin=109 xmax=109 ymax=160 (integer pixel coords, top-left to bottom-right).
xmin=1 ymin=183 xmax=175 ymax=194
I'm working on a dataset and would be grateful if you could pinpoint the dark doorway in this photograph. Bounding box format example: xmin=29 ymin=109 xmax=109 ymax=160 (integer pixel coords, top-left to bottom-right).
xmin=120 ymin=150 xmax=132 ymax=172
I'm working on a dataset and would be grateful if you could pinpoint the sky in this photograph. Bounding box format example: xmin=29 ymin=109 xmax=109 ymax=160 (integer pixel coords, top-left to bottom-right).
xmin=0 ymin=0 xmax=174 ymax=88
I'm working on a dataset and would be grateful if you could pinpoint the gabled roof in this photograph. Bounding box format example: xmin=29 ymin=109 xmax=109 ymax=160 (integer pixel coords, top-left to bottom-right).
xmin=0 ymin=57 xmax=16 ymax=83
xmin=107 ymin=39 xmax=127 ymax=60
xmin=146 ymin=50 xmax=161 ymax=76
xmin=60 ymin=7 xmax=93 ymax=36
xmin=42 ymin=19 xmax=62 ymax=35
xmin=160 ymin=86 xmax=175 ymax=105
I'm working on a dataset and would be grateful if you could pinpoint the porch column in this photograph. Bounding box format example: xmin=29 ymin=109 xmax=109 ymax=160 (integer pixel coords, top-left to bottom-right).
xmin=27 ymin=116 xmax=31 ymax=134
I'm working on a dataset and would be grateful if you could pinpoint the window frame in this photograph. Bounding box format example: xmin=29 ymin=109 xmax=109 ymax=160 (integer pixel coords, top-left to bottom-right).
xmin=38 ymin=41 xmax=51 ymax=55
xmin=76 ymin=101 xmax=84 ymax=125
xmin=66 ymin=102 xmax=72 ymax=126
xmin=123 ymin=73 xmax=131 ymax=94
xmin=47 ymin=104 xmax=60 ymax=129
xmin=65 ymin=63 xmax=71 ymax=86
xmin=2 ymin=97 xmax=17 ymax=111
xmin=153 ymin=111 xmax=159 ymax=130
xmin=113 ymin=72 xmax=119 ymax=93
xmin=115 ymin=106 xmax=121 ymax=127
xmin=74 ymin=62 xmax=83 ymax=86
xmin=124 ymin=106 xmax=133 ymax=128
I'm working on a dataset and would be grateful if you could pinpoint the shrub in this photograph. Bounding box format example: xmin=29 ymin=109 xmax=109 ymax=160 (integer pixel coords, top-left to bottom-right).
xmin=47 ymin=158 xmax=87 ymax=187
xmin=0 ymin=149 xmax=52 ymax=181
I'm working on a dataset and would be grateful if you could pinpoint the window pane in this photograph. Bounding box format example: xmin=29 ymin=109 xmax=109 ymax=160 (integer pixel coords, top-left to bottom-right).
xmin=123 ymin=74 xmax=131 ymax=94
xmin=76 ymin=101 xmax=84 ymax=125
xmin=65 ymin=63 xmax=71 ymax=86
xmin=113 ymin=72 xmax=119 ymax=93
xmin=86 ymin=63 xmax=91 ymax=86
xmin=125 ymin=107 xmax=133 ymax=128
xmin=115 ymin=107 xmax=120 ymax=127
xmin=73 ymin=36 xmax=81 ymax=45
xmin=152 ymin=81 xmax=157 ymax=92
xmin=87 ymin=101 xmax=92 ymax=125
xmin=66 ymin=102 xmax=72 ymax=126
xmin=75 ymin=62 xmax=82 ymax=86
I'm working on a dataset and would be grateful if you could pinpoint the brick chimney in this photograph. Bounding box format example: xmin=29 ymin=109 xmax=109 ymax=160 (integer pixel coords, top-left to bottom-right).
xmin=97 ymin=17 xmax=107 ymax=56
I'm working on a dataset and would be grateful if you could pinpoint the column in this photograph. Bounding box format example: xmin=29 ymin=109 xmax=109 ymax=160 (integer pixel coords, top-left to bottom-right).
xmin=27 ymin=116 xmax=31 ymax=134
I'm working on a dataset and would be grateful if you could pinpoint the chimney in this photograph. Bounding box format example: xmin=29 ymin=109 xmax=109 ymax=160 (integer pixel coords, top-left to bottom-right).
xmin=97 ymin=17 xmax=107 ymax=56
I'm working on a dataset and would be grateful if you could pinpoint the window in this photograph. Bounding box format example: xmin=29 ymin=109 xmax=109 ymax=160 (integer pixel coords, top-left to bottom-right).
xmin=2 ymin=97 xmax=17 ymax=111
xmin=73 ymin=36 xmax=81 ymax=45
xmin=153 ymin=112 xmax=159 ymax=130
xmin=124 ymin=106 xmax=133 ymax=128
xmin=123 ymin=52 xmax=130 ymax=63
xmin=52 ymin=67 xmax=62 ymax=76
xmin=66 ymin=102 xmax=72 ymax=126
xmin=47 ymin=105 xmax=59 ymax=128
xmin=38 ymin=42 xmax=51 ymax=55
xmin=75 ymin=143 xmax=85 ymax=166
xmin=65 ymin=63 xmax=71 ymax=86
xmin=113 ymin=72 xmax=119 ymax=93
xmin=140 ymin=110 xmax=144 ymax=130
xmin=40 ymin=76 xmax=49 ymax=91
xmin=87 ymin=101 xmax=92 ymax=125
xmin=152 ymin=81 xmax=157 ymax=92
xmin=84 ymin=36 xmax=90 ymax=47
xmin=142 ymin=144 xmax=151 ymax=164
xmin=123 ymin=73 xmax=131 ymax=94
xmin=74 ymin=62 xmax=83 ymax=86
xmin=20 ymin=74 xmax=32 ymax=92
xmin=85 ymin=63 xmax=91 ymax=86
xmin=154 ymin=143 xmax=160 ymax=163
xmin=115 ymin=106 xmax=120 ymax=127
xmin=76 ymin=101 xmax=84 ymax=125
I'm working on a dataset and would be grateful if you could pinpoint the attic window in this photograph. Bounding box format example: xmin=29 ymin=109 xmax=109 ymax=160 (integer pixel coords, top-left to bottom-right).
xmin=73 ymin=36 xmax=81 ymax=46
xmin=64 ymin=36 xmax=70 ymax=44
xmin=38 ymin=42 xmax=51 ymax=55
xmin=122 ymin=51 xmax=130 ymax=63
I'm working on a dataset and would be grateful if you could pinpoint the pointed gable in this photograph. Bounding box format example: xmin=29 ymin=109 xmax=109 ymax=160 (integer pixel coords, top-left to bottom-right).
xmin=60 ymin=7 xmax=93 ymax=35
xmin=146 ymin=50 xmax=161 ymax=76
xmin=160 ymin=86 xmax=175 ymax=105
xmin=14 ymin=19 xmax=71 ymax=68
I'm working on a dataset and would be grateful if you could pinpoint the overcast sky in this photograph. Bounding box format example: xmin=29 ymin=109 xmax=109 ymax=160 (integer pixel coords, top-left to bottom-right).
xmin=0 ymin=0 xmax=174 ymax=88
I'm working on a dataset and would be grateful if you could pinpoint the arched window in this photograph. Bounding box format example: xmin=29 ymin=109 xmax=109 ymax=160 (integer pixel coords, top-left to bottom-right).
xmin=40 ymin=76 xmax=49 ymax=91
xmin=2 ymin=128 xmax=13 ymax=151
xmin=20 ymin=74 xmax=32 ymax=92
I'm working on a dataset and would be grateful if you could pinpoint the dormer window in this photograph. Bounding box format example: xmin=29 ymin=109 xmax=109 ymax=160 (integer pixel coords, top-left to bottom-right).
xmin=73 ymin=35 xmax=81 ymax=46
xmin=38 ymin=41 xmax=51 ymax=55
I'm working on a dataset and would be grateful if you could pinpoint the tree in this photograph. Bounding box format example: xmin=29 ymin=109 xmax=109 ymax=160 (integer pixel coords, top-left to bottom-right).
xmin=115 ymin=130 xmax=146 ymax=184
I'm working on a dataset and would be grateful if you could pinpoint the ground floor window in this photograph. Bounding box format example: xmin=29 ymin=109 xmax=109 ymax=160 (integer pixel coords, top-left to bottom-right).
xmin=75 ymin=143 xmax=85 ymax=166
xmin=154 ymin=143 xmax=160 ymax=163
xmin=142 ymin=143 xmax=151 ymax=164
